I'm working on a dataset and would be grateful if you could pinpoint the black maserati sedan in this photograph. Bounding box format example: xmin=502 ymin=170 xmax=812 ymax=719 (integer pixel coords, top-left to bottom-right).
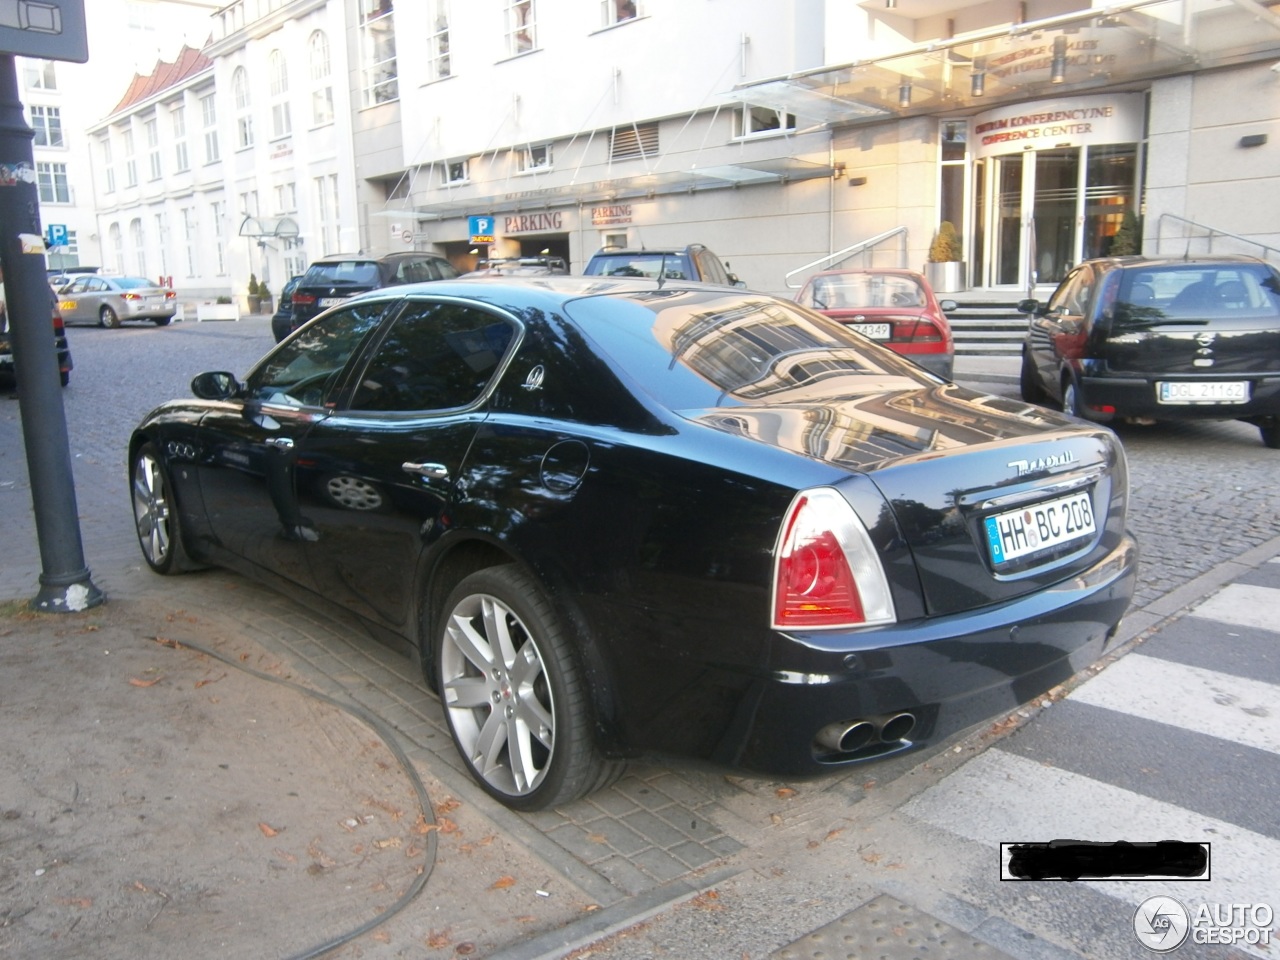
xmin=130 ymin=276 xmax=1137 ymax=810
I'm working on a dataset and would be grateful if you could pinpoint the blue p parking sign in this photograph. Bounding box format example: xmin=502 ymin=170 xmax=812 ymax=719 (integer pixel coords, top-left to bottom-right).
xmin=46 ymin=223 xmax=68 ymax=247
xmin=469 ymin=216 xmax=495 ymax=244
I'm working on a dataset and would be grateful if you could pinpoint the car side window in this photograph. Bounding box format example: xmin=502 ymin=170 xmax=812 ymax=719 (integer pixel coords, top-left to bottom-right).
xmin=349 ymin=301 xmax=516 ymax=413
xmin=1047 ymin=266 xmax=1093 ymax=317
xmin=246 ymin=302 xmax=387 ymax=407
xmin=90 ymin=278 xmax=109 ymax=292
xmin=696 ymin=249 xmax=729 ymax=285
xmin=67 ymin=277 xmax=90 ymax=294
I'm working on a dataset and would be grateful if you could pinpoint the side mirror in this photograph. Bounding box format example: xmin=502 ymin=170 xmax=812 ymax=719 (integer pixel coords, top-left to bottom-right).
xmin=1016 ymin=298 xmax=1042 ymax=315
xmin=191 ymin=371 xmax=242 ymax=401
xmin=938 ymin=299 xmax=958 ymax=312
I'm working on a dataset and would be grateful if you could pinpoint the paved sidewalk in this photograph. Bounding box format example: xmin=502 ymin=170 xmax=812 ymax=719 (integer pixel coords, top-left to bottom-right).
xmin=4 ymin=353 xmax=1271 ymax=959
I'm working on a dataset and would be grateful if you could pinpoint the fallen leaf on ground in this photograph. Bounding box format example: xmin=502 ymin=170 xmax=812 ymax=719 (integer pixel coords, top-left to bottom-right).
xmin=770 ymin=813 xmax=782 ymax=825
xmin=425 ymin=930 xmax=451 ymax=949
xmin=825 ymin=828 xmax=844 ymax=842
xmin=516 ymin=915 xmax=536 ymax=923
xmin=194 ymin=673 xmax=226 ymax=689
xmin=274 ymin=848 xmax=296 ymax=863
xmin=374 ymin=838 xmax=401 ymax=850
xmin=775 ymin=787 xmax=796 ymax=799
xmin=128 ymin=676 xmax=162 ymax=687
xmin=490 ymin=875 xmax=516 ymax=889
xmin=54 ymin=897 xmax=92 ymax=908
xmin=861 ymin=851 xmax=883 ymax=864
xmin=258 ymin=822 xmax=281 ymax=838
xmin=372 ymin=932 xmax=390 ymax=943
xmin=692 ymin=890 xmax=723 ymax=911
xmin=436 ymin=797 xmax=462 ymax=814
xmin=587 ymin=833 xmax=607 ymax=844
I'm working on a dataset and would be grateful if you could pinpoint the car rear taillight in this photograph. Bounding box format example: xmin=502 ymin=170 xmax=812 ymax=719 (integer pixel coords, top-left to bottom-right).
xmin=52 ymin=311 xmax=65 ymax=335
xmin=164 ymin=290 xmax=176 ymax=300
xmin=890 ymin=318 xmax=949 ymax=353
xmin=122 ymin=292 xmax=142 ymax=301
xmin=292 ymin=293 xmax=316 ymax=307
xmin=772 ymin=488 xmax=896 ymax=631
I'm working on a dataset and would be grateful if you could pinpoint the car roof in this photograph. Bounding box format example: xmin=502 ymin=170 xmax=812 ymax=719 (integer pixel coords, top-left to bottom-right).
xmin=592 ymin=246 xmax=702 ymax=256
xmin=1088 ymin=255 xmax=1270 ymax=270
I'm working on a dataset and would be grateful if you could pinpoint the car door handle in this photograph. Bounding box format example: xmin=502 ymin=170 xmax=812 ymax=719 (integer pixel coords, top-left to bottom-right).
xmin=265 ymin=437 xmax=294 ymax=449
xmin=402 ymin=461 xmax=449 ymax=480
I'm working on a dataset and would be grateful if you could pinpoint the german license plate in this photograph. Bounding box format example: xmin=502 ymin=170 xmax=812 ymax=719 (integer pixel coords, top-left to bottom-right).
xmin=984 ymin=491 xmax=1096 ymax=565
xmin=1157 ymin=381 xmax=1248 ymax=404
xmin=319 ymin=297 xmax=349 ymax=308
xmin=849 ymin=323 xmax=891 ymax=340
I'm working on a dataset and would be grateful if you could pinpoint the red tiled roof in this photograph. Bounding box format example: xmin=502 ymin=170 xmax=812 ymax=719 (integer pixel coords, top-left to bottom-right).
xmin=109 ymin=45 xmax=213 ymax=116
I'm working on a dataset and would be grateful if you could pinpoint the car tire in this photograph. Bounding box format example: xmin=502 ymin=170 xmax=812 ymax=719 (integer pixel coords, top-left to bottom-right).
xmin=100 ymin=305 xmax=120 ymax=328
xmin=436 ymin=565 xmax=622 ymax=810
xmin=1019 ymin=349 xmax=1047 ymax=404
xmin=1062 ymin=378 xmax=1085 ymax=419
xmin=271 ymin=314 xmax=291 ymax=343
xmin=131 ymin=442 xmax=201 ymax=574
xmin=1260 ymin=422 xmax=1280 ymax=449
xmin=153 ymin=316 xmax=171 ymax=326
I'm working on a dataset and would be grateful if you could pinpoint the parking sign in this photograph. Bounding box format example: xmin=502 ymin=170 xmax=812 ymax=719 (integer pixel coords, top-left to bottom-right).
xmin=46 ymin=223 xmax=67 ymax=246
xmin=469 ymin=216 xmax=495 ymax=244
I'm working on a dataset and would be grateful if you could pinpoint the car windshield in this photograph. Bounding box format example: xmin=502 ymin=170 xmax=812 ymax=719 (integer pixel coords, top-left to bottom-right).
xmin=568 ymin=289 xmax=931 ymax=410
xmin=116 ymin=277 xmax=156 ymax=289
xmin=306 ymin=262 xmax=381 ymax=286
xmin=1110 ymin=264 xmax=1280 ymax=325
xmin=801 ymin=274 xmax=926 ymax=310
xmin=586 ymin=255 xmax=688 ymax=281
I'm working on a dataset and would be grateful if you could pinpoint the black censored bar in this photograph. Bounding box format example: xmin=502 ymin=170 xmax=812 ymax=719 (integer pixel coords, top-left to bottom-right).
xmin=1002 ymin=841 xmax=1210 ymax=881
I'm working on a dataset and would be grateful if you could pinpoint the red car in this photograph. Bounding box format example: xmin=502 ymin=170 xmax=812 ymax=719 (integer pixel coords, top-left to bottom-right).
xmin=796 ymin=268 xmax=956 ymax=379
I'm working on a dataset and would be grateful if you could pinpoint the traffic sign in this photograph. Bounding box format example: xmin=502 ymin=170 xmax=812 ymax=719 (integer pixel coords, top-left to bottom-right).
xmin=0 ymin=1 xmax=88 ymax=63
xmin=46 ymin=223 xmax=67 ymax=246
xmin=469 ymin=215 xmax=495 ymax=244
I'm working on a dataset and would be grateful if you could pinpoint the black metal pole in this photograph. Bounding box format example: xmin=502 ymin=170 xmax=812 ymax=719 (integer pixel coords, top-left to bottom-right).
xmin=0 ymin=53 xmax=103 ymax=612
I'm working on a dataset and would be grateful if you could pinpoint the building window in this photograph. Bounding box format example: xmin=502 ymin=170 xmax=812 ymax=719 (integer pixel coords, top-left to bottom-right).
xmin=505 ymin=0 xmax=535 ymax=56
xmin=239 ymin=189 xmax=259 ymax=218
xmin=145 ymin=117 xmax=162 ymax=180
xmin=23 ymin=60 xmax=56 ymax=90
xmin=309 ymin=31 xmax=334 ymax=125
xmin=101 ymin=138 xmax=115 ymax=194
xmin=275 ymin=181 xmax=297 ymax=212
xmin=446 ymin=159 xmax=469 ymax=183
xmin=610 ymin=123 xmax=658 ymax=161
xmin=429 ymin=1 xmax=450 ymax=80
xmin=182 ymin=207 xmax=199 ymax=277
xmin=269 ymin=50 xmax=291 ymax=139
xmin=29 ymin=105 xmax=63 ymax=147
xmin=283 ymin=238 xmax=306 ymax=279
xmin=61 ymin=229 xmax=79 ymax=260
xmin=153 ymin=213 xmax=168 ymax=278
xmin=359 ymin=1 xmax=398 ymax=106
xmin=109 ymin=223 xmax=125 ymax=274
xmin=734 ymin=105 xmax=796 ymax=138
xmin=210 ymin=200 xmax=226 ymax=275
xmin=130 ymin=218 xmax=146 ymax=276
xmin=201 ymin=94 xmax=219 ymax=163
xmin=172 ymin=105 xmax=189 ymax=172
xmin=518 ymin=144 xmax=551 ymax=173
xmin=36 ymin=162 xmax=69 ymax=203
xmin=314 ymin=173 xmax=339 ymax=255
xmin=123 ymin=128 xmax=137 ymax=187
xmin=601 ymin=0 xmax=637 ymax=27
xmin=232 ymin=67 xmax=253 ymax=148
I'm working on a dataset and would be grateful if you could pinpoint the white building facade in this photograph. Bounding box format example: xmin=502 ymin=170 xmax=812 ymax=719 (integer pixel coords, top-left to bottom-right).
xmin=69 ymin=0 xmax=1280 ymax=304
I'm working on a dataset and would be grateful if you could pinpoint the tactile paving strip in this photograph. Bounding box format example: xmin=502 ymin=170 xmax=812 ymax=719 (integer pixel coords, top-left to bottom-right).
xmin=771 ymin=894 xmax=1016 ymax=960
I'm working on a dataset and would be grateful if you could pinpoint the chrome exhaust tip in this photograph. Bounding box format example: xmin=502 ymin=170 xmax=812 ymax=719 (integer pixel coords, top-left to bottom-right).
xmin=815 ymin=720 xmax=876 ymax=754
xmin=879 ymin=712 xmax=916 ymax=743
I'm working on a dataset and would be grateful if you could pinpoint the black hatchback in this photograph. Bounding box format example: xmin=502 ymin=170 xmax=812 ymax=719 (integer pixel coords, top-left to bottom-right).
xmin=1019 ymin=255 xmax=1280 ymax=448
xmin=289 ymin=252 xmax=460 ymax=331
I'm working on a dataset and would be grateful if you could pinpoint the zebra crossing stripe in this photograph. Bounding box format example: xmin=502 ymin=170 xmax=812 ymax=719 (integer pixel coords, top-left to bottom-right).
xmin=1067 ymin=653 xmax=1280 ymax=756
xmin=1188 ymin=583 xmax=1280 ymax=632
xmin=902 ymin=750 xmax=1280 ymax=958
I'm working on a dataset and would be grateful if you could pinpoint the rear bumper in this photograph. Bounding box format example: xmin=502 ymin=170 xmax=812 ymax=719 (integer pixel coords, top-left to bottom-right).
xmin=719 ymin=534 xmax=1137 ymax=776
xmin=1081 ymin=374 xmax=1280 ymax=420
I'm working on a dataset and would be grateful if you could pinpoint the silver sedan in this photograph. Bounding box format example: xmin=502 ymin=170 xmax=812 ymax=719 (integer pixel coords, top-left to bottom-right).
xmin=58 ymin=275 xmax=177 ymax=328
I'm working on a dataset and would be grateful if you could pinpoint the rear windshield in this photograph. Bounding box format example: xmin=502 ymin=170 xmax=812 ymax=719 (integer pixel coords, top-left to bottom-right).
xmin=304 ymin=261 xmax=382 ymax=286
xmin=799 ymin=274 xmax=927 ymax=310
xmin=565 ymin=289 xmax=932 ymax=410
xmin=1110 ymin=264 xmax=1280 ymax=325
xmin=117 ymin=277 xmax=156 ymax=289
xmin=585 ymin=254 xmax=690 ymax=281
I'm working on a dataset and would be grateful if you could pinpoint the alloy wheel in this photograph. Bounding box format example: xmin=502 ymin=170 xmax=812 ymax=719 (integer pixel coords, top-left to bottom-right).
xmin=440 ymin=592 xmax=555 ymax=798
xmin=132 ymin=449 xmax=172 ymax=567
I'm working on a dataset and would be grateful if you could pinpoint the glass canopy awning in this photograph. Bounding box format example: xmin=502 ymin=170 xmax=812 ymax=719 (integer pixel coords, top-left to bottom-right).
xmin=728 ymin=0 xmax=1280 ymax=124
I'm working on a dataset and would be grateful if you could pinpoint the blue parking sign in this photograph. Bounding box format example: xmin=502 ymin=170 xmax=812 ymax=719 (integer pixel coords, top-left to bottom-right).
xmin=46 ymin=223 xmax=68 ymax=247
xmin=468 ymin=216 xmax=495 ymax=244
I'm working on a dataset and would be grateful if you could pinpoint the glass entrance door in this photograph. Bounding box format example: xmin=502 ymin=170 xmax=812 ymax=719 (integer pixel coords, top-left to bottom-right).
xmin=1032 ymin=148 xmax=1080 ymax=285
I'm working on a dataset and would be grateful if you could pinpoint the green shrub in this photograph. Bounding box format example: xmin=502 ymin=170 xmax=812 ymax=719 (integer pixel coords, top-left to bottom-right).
xmin=928 ymin=221 xmax=962 ymax=262
xmin=247 ymin=274 xmax=260 ymax=297
xmin=1110 ymin=209 xmax=1142 ymax=256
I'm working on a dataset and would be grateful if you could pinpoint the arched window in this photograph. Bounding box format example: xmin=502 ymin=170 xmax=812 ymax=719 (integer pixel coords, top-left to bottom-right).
xmin=232 ymin=66 xmax=253 ymax=148
xmin=309 ymin=31 xmax=333 ymax=125
xmin=108 ymin=222 xmax=125 ymax=274
xmin=269 ymin=50 xmax=291 ymax=139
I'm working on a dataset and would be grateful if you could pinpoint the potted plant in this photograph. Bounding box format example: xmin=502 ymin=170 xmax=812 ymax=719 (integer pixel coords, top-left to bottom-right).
xmin=925 ymin=221 xmax=966 ymax=293
xmin=1109 ymin=209 xmax=1142 ymax=256
xmin=195 ymin=295 xmax=240 ymax=321
xmin=257 ymin=280 xmax=272 ymax=315
xmin=246 ymin=274 xmax=262 ymax=313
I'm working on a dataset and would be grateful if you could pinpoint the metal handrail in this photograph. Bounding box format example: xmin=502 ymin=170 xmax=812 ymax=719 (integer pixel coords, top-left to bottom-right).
xmin=1156 ymin=214 xmax=1280 ymax=263
xmin=784 ymin=227 xmax=908 ymax=288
